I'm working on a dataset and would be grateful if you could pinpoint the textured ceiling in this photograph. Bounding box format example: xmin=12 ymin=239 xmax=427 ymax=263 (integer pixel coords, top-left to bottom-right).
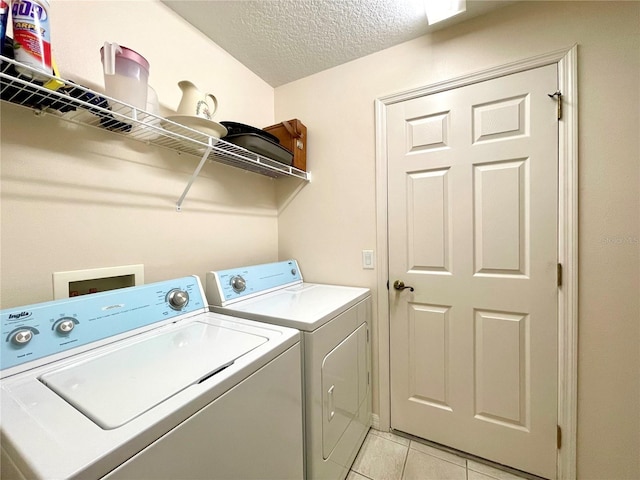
xmin=162 ymin=0 xmax=513 ymax=87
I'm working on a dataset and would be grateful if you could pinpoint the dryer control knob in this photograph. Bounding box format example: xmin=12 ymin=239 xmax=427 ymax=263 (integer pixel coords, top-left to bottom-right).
xmin=10 ymin=329 xmax=33 ymax=346
xmin=230 ymin=275 xmax=246 ymax=293
xmin=167 ymin=289 xmax=189 ymax=310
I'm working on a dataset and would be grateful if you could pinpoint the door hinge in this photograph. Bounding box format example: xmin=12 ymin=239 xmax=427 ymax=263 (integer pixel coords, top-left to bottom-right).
xmin=557 ymin=425 xmax=562 ymax=449
xmin=557 ymin=263 xmax=563 ymax=287
xmin=548 ymin=91 xmax=562 ymax=120
xmin=386 ymin=280 xmax=389 ymax=290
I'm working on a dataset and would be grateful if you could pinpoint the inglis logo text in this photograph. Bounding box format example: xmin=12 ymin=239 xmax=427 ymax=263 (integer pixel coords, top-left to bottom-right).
xmin=12 ymin=0 xmax=47 ymax=22
xmin=8 ymin=311 xmax=32 ymax=321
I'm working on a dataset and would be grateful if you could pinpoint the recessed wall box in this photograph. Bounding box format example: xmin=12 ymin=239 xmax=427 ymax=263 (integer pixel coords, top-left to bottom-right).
xmin=52 ymin=265 xmax=144 ymax=299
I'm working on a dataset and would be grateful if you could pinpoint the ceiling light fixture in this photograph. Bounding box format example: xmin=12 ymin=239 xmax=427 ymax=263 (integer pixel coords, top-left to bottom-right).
xmin=425 ymin=0 xmax=466 ymax=25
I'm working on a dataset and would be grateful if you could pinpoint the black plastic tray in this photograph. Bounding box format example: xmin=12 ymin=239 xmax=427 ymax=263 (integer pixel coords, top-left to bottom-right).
xmin=224 ymin=133 xmax=293 ymax=166
xmin=220 ymin=121 xmax=280 ymax=144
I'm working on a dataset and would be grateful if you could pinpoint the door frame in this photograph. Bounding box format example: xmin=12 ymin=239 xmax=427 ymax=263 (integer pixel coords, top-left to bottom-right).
xmin=374 ymin=46 xmax=578 ymax=479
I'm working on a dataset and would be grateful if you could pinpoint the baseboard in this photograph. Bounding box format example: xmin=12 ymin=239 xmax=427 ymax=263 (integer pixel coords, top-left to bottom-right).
xmin=371 ymin=413 xmax=381 ymax=431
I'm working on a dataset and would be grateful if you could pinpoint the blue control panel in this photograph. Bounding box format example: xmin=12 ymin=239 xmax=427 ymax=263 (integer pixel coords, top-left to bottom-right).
xmin=208 ymin=260 xmax=303 ymax=305
xmin=1 ymin=276 xmax=206 ymax=373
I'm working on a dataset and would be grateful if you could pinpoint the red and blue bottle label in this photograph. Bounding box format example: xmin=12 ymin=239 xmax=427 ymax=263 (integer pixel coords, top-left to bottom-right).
xmin=12 ymin=0 xmax=52 ymax=79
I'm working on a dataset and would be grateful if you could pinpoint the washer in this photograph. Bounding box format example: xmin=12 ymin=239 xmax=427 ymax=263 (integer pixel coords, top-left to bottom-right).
xmin=1 ymin=276 xmax=304 ymax=480
xmin=206 ymin=260 xmax=371 ymax=480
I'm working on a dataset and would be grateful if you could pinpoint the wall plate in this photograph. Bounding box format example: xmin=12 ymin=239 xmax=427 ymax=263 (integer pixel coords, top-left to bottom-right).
xmin=52 ymin=265 xmax=144 ymax=299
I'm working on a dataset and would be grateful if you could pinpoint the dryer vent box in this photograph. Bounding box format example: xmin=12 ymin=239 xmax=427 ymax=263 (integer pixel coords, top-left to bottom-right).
xmin=53 ymin=265 xmax=144 ymax=299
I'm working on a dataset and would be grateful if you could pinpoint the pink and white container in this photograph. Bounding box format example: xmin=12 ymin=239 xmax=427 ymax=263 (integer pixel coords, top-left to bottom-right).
xmin=100 ymin=42 xmax=149 ymax=112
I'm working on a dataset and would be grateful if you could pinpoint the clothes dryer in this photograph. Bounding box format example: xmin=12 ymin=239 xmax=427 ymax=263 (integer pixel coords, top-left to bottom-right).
xmin=206 ymin=260 xmax=371 ymax=480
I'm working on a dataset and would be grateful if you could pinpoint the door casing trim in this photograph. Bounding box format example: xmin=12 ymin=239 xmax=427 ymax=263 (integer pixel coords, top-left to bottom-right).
xmin=374 ymin=46 xmax=578 ymax=480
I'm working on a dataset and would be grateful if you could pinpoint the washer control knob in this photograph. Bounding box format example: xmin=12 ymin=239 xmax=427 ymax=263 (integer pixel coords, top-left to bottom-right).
xmin=10 ymin=329 xmax=33 ymax=346
xmin=230 ymin=275 xmax=246 ymax=293
xmin=55 ymin=319 xmax=75 ymax=335
xmin=167 ymin=289 xmax=189 ymax=310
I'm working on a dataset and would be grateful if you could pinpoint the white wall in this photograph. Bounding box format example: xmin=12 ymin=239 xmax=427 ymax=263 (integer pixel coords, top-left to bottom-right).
xmin=275 ymin=1 xmax=639 ymax=478
xmin=1 ymin=1 xmax=638 ymax=478
xmin=0 ymin=0 xmax=279 ymax=307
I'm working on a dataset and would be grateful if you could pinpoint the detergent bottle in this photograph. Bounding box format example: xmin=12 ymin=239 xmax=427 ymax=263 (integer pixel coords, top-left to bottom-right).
xmin=12 ymin=0 xmax=53 ymax=80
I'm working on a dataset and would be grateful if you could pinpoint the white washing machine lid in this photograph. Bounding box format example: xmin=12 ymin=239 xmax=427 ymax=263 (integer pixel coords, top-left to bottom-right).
xmin=213 ymin=283 xmax=370 ymax=331
xmin=39 ymin=320 xmax=267 ymax=429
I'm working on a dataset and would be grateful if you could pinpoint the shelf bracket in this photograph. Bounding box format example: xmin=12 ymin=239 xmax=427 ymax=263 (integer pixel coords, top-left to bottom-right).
xmin=176 ymin=143 xmax=213 ymax=212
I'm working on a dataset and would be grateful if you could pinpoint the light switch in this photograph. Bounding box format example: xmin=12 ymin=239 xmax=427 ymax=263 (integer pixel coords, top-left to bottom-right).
xmin=362 ymin=250 xmax=375 ymax=270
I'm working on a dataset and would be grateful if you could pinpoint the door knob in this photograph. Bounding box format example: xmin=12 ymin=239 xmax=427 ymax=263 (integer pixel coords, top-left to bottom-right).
xmin=393 ymin=280 xmax=414 ymax=292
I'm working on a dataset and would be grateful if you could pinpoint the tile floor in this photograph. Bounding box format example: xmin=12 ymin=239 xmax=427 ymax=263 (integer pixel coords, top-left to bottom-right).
xmin=348 ymin=429 xmax=532 ymax=480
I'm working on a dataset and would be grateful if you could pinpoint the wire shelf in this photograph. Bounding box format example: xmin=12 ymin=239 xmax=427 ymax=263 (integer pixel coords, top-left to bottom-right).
xmin=0 ymin=55 xmax=309 ymax=191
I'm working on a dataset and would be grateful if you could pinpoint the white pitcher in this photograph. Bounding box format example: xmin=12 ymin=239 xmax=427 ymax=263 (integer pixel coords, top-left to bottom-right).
xmin=176 ymin=81 xmax=218 ymax=120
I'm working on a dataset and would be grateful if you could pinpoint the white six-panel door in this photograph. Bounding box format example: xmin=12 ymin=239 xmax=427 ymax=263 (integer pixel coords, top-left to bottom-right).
xmin=387 ymin=64 xmax=559 ymax=479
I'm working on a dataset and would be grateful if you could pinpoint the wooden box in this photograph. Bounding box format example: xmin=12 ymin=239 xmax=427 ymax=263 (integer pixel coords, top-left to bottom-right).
xmin=263 ymin=119 xmax=307 ymax=171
